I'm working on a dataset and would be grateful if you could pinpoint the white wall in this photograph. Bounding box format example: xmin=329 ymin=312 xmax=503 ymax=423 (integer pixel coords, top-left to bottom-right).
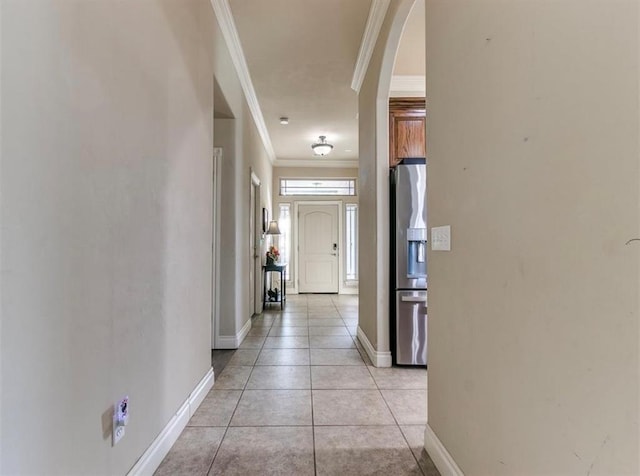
xmin=0 ymin=0 xmax=271 ymax=473
xmin=425 ymin=1 xmax=639 ymax=474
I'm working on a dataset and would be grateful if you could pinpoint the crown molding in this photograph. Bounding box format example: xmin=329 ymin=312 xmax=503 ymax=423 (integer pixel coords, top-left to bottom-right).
xmin=351 ymin=0 xmax=392 ymax=93
xmin=210 ymin=0 xmax=276 ymax=163
xmin=390 ymin=75 xmax=426 ymax=95
xmin=273 ymin=158 xmax=359 ymax=169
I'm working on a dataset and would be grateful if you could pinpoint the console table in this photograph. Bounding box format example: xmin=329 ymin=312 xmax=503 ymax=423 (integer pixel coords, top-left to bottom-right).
xmin=263 ymin=262 xmax=287 ymax=310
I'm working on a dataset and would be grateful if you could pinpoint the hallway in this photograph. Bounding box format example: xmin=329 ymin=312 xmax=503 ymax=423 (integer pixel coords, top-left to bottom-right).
xmin=155 ymin=295 xmax=437 ymax=475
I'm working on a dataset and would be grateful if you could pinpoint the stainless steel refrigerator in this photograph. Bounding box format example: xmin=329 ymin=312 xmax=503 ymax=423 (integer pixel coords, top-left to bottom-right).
xmin=390 ymin=163 xmax=427 ymax=366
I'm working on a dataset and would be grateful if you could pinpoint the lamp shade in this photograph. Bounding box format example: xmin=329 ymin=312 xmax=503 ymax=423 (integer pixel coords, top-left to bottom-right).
xmin=265 ymin=220 xmax=281 ymax=235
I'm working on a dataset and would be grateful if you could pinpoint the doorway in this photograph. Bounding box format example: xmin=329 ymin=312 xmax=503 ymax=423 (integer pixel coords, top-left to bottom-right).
xmin=297 ymin=203 xmax=340 ymax=293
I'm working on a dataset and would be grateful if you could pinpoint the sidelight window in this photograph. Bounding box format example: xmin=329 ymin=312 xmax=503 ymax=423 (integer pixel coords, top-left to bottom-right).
xmin=278 ymin=203 xmax=291 ymax=280
xmin=345 ymin=204 xmax=358 ymax=281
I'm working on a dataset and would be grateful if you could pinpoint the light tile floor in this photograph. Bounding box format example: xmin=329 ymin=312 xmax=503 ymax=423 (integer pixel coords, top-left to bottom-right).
xmin=156 ymin=294 xmax=439 ymax=476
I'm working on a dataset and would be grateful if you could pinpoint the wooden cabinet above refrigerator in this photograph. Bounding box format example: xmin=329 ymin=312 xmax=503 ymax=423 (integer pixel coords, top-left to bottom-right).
xmin=389 ymin=98 xmax=426 ymax=168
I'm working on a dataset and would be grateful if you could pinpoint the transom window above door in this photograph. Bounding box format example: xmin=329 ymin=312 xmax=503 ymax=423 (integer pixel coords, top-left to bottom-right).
xmin=279 ymin=179 xmax=356 ymax=196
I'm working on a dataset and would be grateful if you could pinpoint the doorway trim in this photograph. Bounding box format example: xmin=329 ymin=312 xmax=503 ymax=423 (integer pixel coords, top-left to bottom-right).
xmin=250 ymin=170 xmax=262 ymax=315
xmin=212 ymin=147 xmax=223 ymax=349
xmin=293 ymin=200 xmax=344 ymax=294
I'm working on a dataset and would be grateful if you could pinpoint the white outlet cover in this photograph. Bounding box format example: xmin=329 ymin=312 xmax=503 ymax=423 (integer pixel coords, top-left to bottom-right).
xmin=112 ymin=396 xmax=129 ymax=446
xmin=113 ymin=425 xmax=125 ymax=446
xmin=431 ymin=225 xmax=451 ymax=251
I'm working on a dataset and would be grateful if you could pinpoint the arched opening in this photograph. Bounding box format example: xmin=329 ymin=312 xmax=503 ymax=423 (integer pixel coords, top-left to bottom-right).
xmin=356 ymin=0 xmax=421 ymax=367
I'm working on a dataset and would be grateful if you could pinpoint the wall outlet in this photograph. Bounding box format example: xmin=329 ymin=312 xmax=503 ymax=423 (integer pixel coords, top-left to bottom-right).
xmin=113 ymin=425 xmax=125 ymax=446
xmin=112 ymin=396 xmax=129 ymax=446
xmin=431 ymin=226 xmax=451 ymax=251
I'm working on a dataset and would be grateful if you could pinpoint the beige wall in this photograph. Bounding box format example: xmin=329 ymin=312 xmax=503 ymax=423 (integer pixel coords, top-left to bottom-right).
xmin=213 ymin=92 xmax=272 ymax=340
xmin=210 ymin=10 xmax=273 ymax=340
xmin=358 ymin=0 xmax=414 ymax=359
xmin=392 ymin=0 xmax=425 ymax=77
xmin=273 ymin=166 xmax=358 ymax=184
xmin=215 ymin=118 xmax=239 ymax=336
xmin=425 ymin=1 xmax=639 ymax=474
xmin=0 ymin=0 xmax=270 ymax=473
xmin=237 ymin=98 xmax=273 ymax=323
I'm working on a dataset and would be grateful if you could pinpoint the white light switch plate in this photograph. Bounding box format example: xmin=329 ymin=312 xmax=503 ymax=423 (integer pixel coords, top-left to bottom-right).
xmin=431 ymin=226 xmax=451 ymax=251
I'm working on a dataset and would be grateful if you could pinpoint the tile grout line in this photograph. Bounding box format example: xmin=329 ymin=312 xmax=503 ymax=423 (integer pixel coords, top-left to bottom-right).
xmin=207 ymin=315 xmax=272 ymax=474
xmin=201 ymin=423 xmax=401 ymax=428
xmin=309 ymin=337 xmax=318 ymax=476
xmin=205 ymin=296 xmax=361 ymax=474
xmin=165 ymin=303 xmax=353 ymax=474
xmin=398 ymin=423 xmax=428 ymax=476
xmin=364 ymin=357 xmax=428 ymax=476
xmin=300 ymin=303 xmax=317 ymax=475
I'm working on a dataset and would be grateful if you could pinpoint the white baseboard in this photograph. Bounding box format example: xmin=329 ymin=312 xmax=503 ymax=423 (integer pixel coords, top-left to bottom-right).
xmin=424 ymin=424 xmax=464 ymax=476
xmin=127 ymin=368 xmax=214 ymax=476
xmin=236 ymin=317 xmax=251 ymax=345
xmin=356 ymin=326 xmax=392 ymax=367
xmin=215 ymin=317 xmax=253 ymax=349
xmin=188 ymin=368 xmax=214 ymax=412
xmin=338 ymin=286 xmax=359 ymax=295
xmin=215 ymin=334 xmax=238 ymax=349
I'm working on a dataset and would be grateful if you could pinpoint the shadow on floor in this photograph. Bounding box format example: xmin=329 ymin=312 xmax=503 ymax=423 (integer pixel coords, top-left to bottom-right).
xmin=211 ymin=349 xmax=235 ymax=376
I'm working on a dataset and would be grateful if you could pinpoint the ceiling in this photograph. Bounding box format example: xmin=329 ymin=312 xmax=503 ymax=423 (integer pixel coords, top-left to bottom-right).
xmin=226 ymin=0 xmax=425 ymax=167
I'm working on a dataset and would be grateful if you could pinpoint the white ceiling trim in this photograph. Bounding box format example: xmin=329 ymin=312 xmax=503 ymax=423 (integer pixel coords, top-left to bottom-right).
xmin=273 ymin=159 xmax=359 ymax=169
xmin=390 ymin=75 xmax=426 ymax=95
xmin=351 ymin=0 xmax=392 ymax=93
xmin=210 ymin=0 xmax=276 ymax=164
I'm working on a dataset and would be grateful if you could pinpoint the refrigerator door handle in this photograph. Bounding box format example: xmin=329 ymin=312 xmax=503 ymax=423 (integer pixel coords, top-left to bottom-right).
xmin=400 ymin=295 xmax=427 ymax=303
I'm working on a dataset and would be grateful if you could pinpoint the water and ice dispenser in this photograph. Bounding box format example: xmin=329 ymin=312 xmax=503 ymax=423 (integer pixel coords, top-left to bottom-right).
xmin=406 ymin=227 xmax=427 ymax=279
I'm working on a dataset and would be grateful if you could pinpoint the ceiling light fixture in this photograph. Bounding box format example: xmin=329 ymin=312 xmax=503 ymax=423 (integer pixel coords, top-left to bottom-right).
xmin=311 ymin=136 xmax=333 ymax=156
xmin=279 ymin=117 xmax=289 ymax=125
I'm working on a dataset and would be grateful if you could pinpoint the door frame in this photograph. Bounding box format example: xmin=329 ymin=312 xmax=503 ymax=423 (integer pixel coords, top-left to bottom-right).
xmin=250 ymin=170 xmax=262 ymax=315
xmin=293 ymin=200 xmax=344 ymax=294
xmin=212 ymin=147 xmax=223 ymax=349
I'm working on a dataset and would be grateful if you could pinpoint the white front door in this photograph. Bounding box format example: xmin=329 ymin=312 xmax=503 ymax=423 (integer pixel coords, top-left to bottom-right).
xmin=298 ymin=204 xmax=339 ymax=293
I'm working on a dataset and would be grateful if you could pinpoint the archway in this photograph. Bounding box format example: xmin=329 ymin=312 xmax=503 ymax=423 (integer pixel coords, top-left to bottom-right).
xmin=356 ymin=0 xmax=419 ymax=367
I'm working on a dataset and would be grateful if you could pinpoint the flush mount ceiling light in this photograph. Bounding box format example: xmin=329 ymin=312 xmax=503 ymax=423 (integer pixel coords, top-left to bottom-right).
xmin=311 ymin=136 xmax=333 ymax=156
xmin=279 ymin=117 xmax=289 ymax=125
